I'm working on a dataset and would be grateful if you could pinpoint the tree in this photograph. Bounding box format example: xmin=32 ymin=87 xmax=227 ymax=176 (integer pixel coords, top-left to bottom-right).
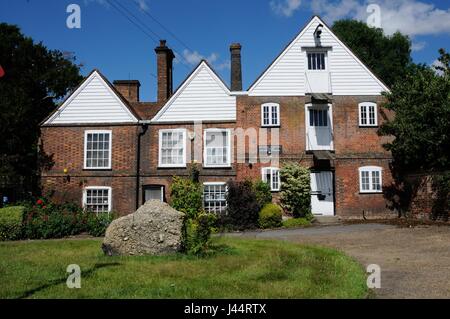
xmin=332 ymin=19 xmax=412 ymax=88
xmin=378 ymin=49 xmax=450 ymax=172
xmin=0 ymin=23 xmax=82 ymax=198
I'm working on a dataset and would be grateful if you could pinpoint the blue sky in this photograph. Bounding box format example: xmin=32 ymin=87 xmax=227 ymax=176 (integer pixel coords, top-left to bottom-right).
xmin=1 ymin=0 xmax=449 ymax=101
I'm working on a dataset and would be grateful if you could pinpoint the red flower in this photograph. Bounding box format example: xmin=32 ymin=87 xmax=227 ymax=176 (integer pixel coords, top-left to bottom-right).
xmin=36 ymin=199 xmax=43 ymax=205
xmin=42 ymin=205 xmax=47 ymax=209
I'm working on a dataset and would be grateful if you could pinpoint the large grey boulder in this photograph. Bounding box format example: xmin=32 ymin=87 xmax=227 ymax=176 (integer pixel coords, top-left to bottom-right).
xmin=102 ymin=200 xmax=185 ymax=256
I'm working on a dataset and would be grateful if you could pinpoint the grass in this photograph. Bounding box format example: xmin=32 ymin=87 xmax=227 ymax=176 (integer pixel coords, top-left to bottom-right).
xmin=0 ymin=237 xmax=368 ymax=299
xmin=282 ymin=217 xmax=312 ymax=228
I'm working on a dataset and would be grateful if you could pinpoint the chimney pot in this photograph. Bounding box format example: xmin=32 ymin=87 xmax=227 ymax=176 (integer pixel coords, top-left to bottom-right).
xmin=230 ymin=43 xmax=242 ymax=91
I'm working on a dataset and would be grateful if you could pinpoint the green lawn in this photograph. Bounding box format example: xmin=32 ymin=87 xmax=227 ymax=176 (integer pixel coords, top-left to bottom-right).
xmin=0 ymin=237 xmax=368 ymax=299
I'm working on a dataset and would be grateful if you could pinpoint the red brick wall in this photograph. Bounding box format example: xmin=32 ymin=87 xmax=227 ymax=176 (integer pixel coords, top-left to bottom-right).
xmin=40 ymin=94 xmax=395 ymax=219
xmin=333 ymin=96 xmax=393 ymax=157
xmin=139 ymin=122 xmax=237 ymax=203
xmin=406 ymin=173 xmax=449 ymax=221
xmin=40 ymin=125 xmax=139 ymax=216
xmin=334 ymin=159 xmax=392 ymax=219
xmin=234 ymin=95 xmax=394 ymax=219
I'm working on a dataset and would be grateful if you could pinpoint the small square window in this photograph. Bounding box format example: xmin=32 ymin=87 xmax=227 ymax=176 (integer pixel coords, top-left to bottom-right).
xmin=261 ymin=103 xmax=280 ymax=127
xmin=83 ymin=187 xmax=111 ymax=213
xmin=262 ymin=167 xmax=281 ymax=191
xmin=307 ymin=52 xmax=326 ymax=70
xmin=359 ymin=166 xmax=382 ymax=193
xmin=203 ymin=183 xmax=227 ymax=214
xmin=359 ymin=102 xmax=378 ymax=126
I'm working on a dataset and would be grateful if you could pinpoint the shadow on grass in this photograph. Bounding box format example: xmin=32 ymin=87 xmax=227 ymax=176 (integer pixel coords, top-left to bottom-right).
xmin=17 ymin=262 xmax=121 ymax=299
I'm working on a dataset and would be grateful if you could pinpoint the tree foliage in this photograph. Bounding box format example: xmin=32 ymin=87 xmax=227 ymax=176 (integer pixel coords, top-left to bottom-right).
xmin=0 ymin=23 xmax=82 ymax=189
xmin=332 ymin=19 xmax=412 ymax=88
xmin=378 ymin=49 xmax=450 ymax=172
xmin=170 ymin=176 xmax=203 ymax=219
xmin=280 ymin=163 xmax=311 ymax=218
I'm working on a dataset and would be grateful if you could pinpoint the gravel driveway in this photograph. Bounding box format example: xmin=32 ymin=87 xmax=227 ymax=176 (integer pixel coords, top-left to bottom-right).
xmin=228 ymin=223 xmax=450 ymax=299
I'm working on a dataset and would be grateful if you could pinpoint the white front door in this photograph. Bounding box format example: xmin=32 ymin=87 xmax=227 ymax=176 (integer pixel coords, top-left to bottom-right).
xmin=306 ymin=105 xmax=333 ymax=150
xmin=310 ymin=171 xmax=334 ymax=216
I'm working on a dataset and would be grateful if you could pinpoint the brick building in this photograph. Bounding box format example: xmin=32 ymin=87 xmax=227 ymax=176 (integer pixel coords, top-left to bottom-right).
xmin=40 ymin=16 xmax=394 ymax=219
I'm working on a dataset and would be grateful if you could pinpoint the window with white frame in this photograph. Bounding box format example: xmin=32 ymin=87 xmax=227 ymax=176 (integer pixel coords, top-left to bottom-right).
xmin=203 ymin=183 xmax=227 ymax=214
xmin=159 ymin=129 xmax=186 ymax=167
xmin=84 ymin=130 xmax=112 ymax=169
xmin=262 ymin=167 xmax=281 ymax=191
xmin=359 ymin=166 xmax=382 ymax=193
xmin=83 ymin=187 xmax=111 ymax=213
xmin=307 ymin=52 xmax=326 ymax=70
xmin=204 ymin=129 xmax=231 ymax=167
xmin=359 ymin=102 xmax=378 ymax=126
xmin=261 ymin=103 xmax=280 ymax=127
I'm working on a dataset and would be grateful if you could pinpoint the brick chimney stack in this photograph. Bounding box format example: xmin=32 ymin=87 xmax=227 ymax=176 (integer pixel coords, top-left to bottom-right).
xmin=113 ymin=80 xmax=140 ymax=102
xmin=155 ymin=40 xmax=174 ymax=103
xmin=230 ymin=43 xmax=242 ymax=91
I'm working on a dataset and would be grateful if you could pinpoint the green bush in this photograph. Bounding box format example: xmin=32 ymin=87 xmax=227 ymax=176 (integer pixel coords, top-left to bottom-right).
xmin=170 ymin=176 xmax=203 ymax=219
xmin=225 ymin=180 xmax=260 ymax=230
xmin=86 ymin=212 xmax=114 ymax=237
xmin=183 ymin=212 xmax=217 ymax=255
xmin=259 ymin=203 xmax=282 ymax=229
xmin=0 ymin=206 xmax=24 ymax=241
xmin=282 ymin=218 xmax=311 ymax=228
xmin=280 ymin=163 xmax=312 ymax=218
xmin=21 ymin=198 xmax=114 ymax=239
xmin=253 ymin=180 xmax=272 ymax=208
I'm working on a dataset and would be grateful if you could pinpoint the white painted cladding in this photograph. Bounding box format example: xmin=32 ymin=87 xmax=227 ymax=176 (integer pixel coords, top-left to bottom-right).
xmin=44 ymin=71 xmax=138 ymax=125
xmin=152 ymin=61 xmax=236 ymax=122
xmin=249 ymin=16 xmax=389 ymax=96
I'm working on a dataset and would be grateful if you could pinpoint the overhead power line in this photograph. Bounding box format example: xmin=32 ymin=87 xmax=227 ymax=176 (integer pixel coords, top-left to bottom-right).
xmin=106 ymin=0 xmax=191 ymax=70
xmin=129 ymin=0 xmax=194 ymax=53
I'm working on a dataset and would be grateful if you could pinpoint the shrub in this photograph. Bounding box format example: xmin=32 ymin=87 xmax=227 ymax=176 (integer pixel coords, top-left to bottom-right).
xmin=170 ymin=176 xmax=203 ymax=219
xmin=282 ymin=218 xmax=311 ymax=228
xmin=20 ymin=197 xmax=114 ymax=239
xmin=280 ymin=163 xmax=312 ymax=218
xmin=0 ymin=206 xmax=24 ymax=241
xmin=86 ymin=212 xmax=114 ymax=237
xmin=183 ymin=212 xmax=217 ymax=255
xmin=253 ymin=180 xmax=272 ymax=208
xmin=259 ymin=203 xmax=282 ymax=229
xmin=21 ymin=199 xmax=85 ymax=239
xmin=225 ymin=180 xmax=260 ymax=230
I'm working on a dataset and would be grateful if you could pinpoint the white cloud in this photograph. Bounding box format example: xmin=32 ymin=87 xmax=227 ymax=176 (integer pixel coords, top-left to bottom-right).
xmin=270 ymin=0 xmax=302 ymax=17
xmin=180 ymin=49 xmax=230 ymax=71
xmin=412 ymin=41 xmax=427 ymax=51
xmin=310 ymin=0 xmax=450 ymax=37
xmin=432 ymin=59 xmax=444 ymax=75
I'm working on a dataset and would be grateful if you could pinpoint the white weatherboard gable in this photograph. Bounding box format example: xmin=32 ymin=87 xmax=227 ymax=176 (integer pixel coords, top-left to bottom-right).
xmin=44 ymin=70 xmax=139 ymax=125
xmin=248 ymin=16 xmax=389 ymax=96
xmin=152 ymin=61 xmax=236 ymax=122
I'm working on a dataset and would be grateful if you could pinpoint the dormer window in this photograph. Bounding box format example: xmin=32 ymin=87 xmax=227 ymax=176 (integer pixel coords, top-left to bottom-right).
xmin=307 ymin=52 xmax=326 ymax=70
